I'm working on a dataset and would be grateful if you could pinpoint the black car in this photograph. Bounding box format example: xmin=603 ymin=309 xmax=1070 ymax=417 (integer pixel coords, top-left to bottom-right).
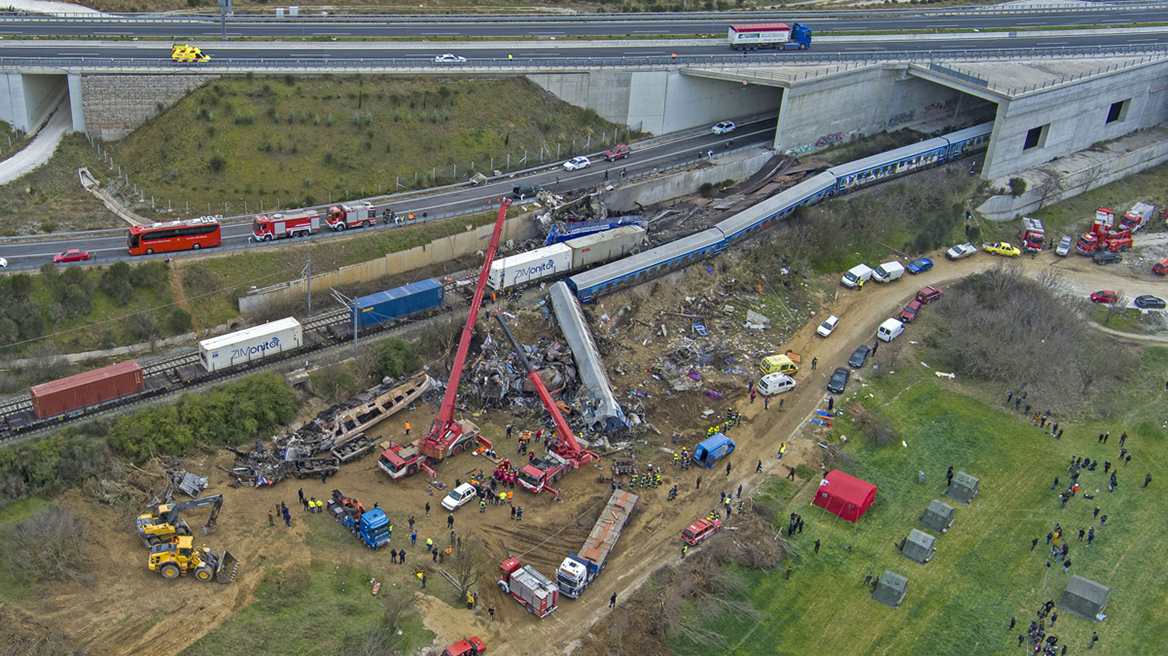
xmin=848 ymin=344 xmax=872 ymax=368
xmin=1092 ymin=250 xmax=1122 ymax=265
xmin=1134 ymin=295 xmax=1166 ymax=309
xmin=827 ymin=367 xmax=850 ymax=394
xmin=512 ymin=184 xmax=541 ymax=199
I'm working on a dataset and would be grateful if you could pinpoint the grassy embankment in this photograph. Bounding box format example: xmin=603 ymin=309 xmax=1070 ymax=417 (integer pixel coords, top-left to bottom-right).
xmin=669 ymin=344 xmax=1168 ymax=655
xmin=111 ymin=75 xmax=618 ymax=217
xmin=0 ymin=134 xmax=116 ymax=236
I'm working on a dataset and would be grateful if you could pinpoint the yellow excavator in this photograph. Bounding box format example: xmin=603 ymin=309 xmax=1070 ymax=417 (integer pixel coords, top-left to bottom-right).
xmin=148 ymin=535 xmax=238 ymax=583
xmin=137 ymin=494 xmax=223 ymax=548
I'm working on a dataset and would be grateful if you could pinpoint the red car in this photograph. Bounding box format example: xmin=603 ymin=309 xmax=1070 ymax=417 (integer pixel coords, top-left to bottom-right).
xmin=900 ymin=300 xmax=922 ymax=323
xmin=53 ymin=249 xmax=90 ymax=264
xmin=442 ymin=637 xmax=486 ymax=656
xmin=916 ymin=286 xmax=944 ymax=304
xmin=1090 ymin=290 xmax=1118 ymax=304
xmin=602 ymin=144 xmax=631 ymax=161
xmin=681 ymin=516 xmax=722 ymax=546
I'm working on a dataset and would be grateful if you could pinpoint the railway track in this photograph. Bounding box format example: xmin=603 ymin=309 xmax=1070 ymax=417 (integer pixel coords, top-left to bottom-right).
xmin=0 ymin=272 xmax=475 ymax=444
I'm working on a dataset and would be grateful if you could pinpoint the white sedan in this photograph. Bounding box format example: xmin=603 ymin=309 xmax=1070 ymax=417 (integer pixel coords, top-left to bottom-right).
xmin=946 ymin=243 xmax=978 ymax=260
xmin=712 ymin=121 xmax=736 ymax=135
xmin=441 ymin=483 xmax=479 ymax=511
xmin=816 ymin=315 xmax=840 ymax=337
xmin=434 ymin=53 xmax=467 ymax=64
xmin=563 ymin=156 xmax=591 ymax=171
xmin=0 ymin=257 xmax=7 ymax=268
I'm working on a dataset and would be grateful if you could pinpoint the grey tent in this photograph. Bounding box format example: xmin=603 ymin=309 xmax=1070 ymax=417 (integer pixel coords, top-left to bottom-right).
xmin=1058 ymin=575 xmax=1110 ymax=622
xmin=901 ymin=529 xmax=936 ymax=564
xmin=946 ymin=471 xmax=980 ymax=505
xmin=871 ymin=571 xmax=909 ymax=609
xmin=920 ymin=499 xmax=956 ymax=533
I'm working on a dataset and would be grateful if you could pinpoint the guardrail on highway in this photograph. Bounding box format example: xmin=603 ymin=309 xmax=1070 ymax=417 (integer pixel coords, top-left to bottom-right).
xmin=2 ymin=42 xmax=1167 ymax=75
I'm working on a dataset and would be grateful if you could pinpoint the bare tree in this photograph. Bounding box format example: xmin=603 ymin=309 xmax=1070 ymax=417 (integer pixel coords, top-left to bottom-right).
xmin=344 ymin=627 xmax=398 ymax=656
xmin=382 ymin=588 xmax=416 ymax=634
xmin=4 ymin=506 xmax=93 ymax=588
xmin=1035 ymin=169 xmax=1066 ymax=211
xmin=20 ymin=344 xmax=72 ymax=387
xmin=1104 ymin=292 xmax=1128 ymax=323
xmin=449 ymin=530 xmax=485 ymax=598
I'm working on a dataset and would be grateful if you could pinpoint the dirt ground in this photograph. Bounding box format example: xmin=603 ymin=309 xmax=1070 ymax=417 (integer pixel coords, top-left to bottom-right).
xmin=14 ymin=231 xmax=1166 ymax=656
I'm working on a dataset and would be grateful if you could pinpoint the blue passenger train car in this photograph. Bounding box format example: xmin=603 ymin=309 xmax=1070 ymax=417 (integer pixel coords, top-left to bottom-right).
xmin=567 ymin=228 xmax=723 ymax=302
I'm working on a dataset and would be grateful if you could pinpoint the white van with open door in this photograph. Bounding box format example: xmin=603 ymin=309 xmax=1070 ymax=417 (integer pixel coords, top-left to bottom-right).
xmin=872 ymin=261 xmax=905 ymax=283
xmin=842 ymin=264 xmax=873 ymax=288
xmin=877 ymin=318 xmax=905 ymax=342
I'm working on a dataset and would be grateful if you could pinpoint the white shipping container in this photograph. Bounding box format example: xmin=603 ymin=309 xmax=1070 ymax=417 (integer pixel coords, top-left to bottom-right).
xmin=565 ymin=226 xmax=645 ymax=269
xmin=198 ymin=317 xmax=302 ymax=373
xmin=488 ymin=244 xmax=573 ymax=291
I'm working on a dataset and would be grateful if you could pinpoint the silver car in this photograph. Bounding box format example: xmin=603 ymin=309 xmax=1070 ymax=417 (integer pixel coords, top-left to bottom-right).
xmin=1055 ymin=235 xmax=1072 ymax=257
xmin=946 ymin=243 xmax=978 ymax=260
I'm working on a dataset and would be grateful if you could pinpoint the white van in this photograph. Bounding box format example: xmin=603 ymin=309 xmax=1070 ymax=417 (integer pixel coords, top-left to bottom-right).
xmin=841 ymin=264 xmax=873 ymax=288
xmin=757 ymin=372 xmax=797 ymax=396
xmin=877 ymin=318 xmax=905 ymax=342
xmin=872 ymin=261 xmax=905 ymax=283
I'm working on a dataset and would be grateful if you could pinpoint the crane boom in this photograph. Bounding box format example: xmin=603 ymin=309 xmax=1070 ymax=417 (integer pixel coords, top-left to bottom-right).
xmin=493 ymin=312 xmax=592 ymax=461
xmin=425 ymin=199 xmax=512 ymax=445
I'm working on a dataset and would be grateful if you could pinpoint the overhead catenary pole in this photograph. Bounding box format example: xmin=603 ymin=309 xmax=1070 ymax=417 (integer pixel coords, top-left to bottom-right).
xmin=305 ymin=255 xmax=311 ymax=316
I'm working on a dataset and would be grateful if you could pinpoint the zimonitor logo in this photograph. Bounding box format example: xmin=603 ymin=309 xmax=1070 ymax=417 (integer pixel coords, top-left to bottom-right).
xmin=522 ymin=259 xmax=559 ymax=277
xmin=231 ymin=336 xmax=281 ymax=360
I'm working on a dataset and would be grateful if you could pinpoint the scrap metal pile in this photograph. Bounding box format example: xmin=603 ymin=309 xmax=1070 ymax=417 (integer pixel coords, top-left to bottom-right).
xmin=220 ymin=372 xmax=441 ymax=488
xmin=470 ymin=323 xmax=578 ymax=409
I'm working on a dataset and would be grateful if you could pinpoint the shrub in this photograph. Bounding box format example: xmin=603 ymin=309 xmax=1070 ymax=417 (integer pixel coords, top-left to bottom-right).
xmin=1008 ymin=177 xmax=1027 ymax=197
xmin=168 ymin=309 xmax=192 ymax=333
xmin=327 ymin=114 xmax=334 ymax=127
xmin=284 ymin=73 xmax=296 ymax=86
xmin=699 ymin=182 xmax=716 ymax=198
xmin=3 ymin=506 xmax=92 ymax=587
xmin=373 ymin=338 xmax=419 ymax=382
xmin=127 ymin=312 xmax=158 ymax=340
xmin=209 ymin=155 xmax=227 ymax=173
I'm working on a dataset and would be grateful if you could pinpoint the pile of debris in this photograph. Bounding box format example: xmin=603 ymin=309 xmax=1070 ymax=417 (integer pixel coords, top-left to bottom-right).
xmin=469 ymin=326 xmax=579 ymax=409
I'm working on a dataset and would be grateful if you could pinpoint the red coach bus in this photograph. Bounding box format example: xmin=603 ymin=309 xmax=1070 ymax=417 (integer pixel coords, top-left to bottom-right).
xmin=126 ymin=217 xmax=222 ymax=255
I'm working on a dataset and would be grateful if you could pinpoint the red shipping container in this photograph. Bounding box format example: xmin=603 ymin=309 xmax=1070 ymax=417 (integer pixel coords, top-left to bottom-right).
xmin=30 ymin=360 xmax=144 ymax=419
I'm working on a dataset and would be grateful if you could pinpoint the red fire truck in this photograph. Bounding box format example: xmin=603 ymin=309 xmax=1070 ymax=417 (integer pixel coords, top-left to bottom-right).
xmin=325 ymin=202 xmax=376 ymax=230
xmin=251 ymin=209 xmax=321 ymax=241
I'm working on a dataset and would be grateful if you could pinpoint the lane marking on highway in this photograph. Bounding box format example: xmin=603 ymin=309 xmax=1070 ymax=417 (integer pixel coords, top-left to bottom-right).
xmin=1128 ymin=38 xmax=1158 ymax=42
xmin=289 ymin=53 xmax=331 ymax=57
xmin=529 ymin=32 xmax=566 ymax=36
xmin=421 ymin=32 xmax=459 ymax=36
xmin=311 ymin=32 xmax=351 ymax=36
xmin=57 ymin=52 xmax=100 ymax=56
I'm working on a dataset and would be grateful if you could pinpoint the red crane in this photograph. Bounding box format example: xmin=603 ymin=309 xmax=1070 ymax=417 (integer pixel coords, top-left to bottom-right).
xmin=377 ymin=199 xmax=511 ymax=480
xmin=493 ymin=312 xmax=599 ymax=495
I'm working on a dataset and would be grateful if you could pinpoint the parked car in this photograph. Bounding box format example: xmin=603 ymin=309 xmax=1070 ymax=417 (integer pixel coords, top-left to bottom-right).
xmin=906 ymin=257 xmax=934 ymax=274
xmin=816 ymin=315 xmax=840 ymax=337
xmin=916 ymin=286 xmax=944 ymax=304
xmin=711 ymin=121 xmax=736 ymax=135
xmin=1092 ymin=250 xmax=1122 ymax=266
xmin=983 ymin=241 xmax=1021 ymax=257
xmin=53 ymin=249 xmax=90 ymax=264
xmin=1090 ymin=291 xmax=1118 ymax=304
xmin=442 ymin=637 xmax=486 ymax=656
xmin=848 ymin=344 xmax=871 ymax=368
xmin=563 ymin=156 xmax=591 ymax=171
xmin=900 ymin=300 xmax=922 ymax=322
xmin=1056 ymin=235 xmax=1072 ymax=256
xmin=511 ymin=184 xmax=541 ymax=199
xmin=945 ymin=243 xmax=977 ymax=260
xmin=0 ymin=257 xmax=7 ymax=268
xmin=1134 ymin=295 xmax=1166 ymax=309
xmin=433 ymin=53 xmax=467 ymax=63
xmin=441 ymin=483 xmax=479 ymax=511
xmin=757 ymin=372 xmax=796 ymax=396
xmin=827 ymin=367 xmax=850 ymax=394
xmin=603 ymin=144 xmax=631 ymax=161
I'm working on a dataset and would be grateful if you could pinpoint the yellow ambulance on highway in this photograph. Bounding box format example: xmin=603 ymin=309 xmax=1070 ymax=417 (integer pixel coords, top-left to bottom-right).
xmin=172 ymin=44 xmax=209 ymax=63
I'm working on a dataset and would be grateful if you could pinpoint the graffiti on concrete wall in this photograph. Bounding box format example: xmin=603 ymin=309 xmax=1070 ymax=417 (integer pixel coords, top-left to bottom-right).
xmin=886 ymin=110 xmax=916 ymax=127
xmin=922 ymin=96 xmax=960 ymax=113
xmin=790 ymin=132 xmax=845 ymax=154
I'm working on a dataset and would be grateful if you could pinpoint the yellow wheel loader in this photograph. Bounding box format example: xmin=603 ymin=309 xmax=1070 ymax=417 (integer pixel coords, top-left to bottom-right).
xmin=148 ymin=535 xmax=238 ymax=584
xmin=136 ymin=494 xmax=223 ymax=548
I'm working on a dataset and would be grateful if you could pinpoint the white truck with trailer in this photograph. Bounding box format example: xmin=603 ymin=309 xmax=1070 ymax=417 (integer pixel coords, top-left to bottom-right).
xmin=728 ymin=23 xmax=812 ymax=50
xmin=198 ymin=318 xmax=302 ymax=373
xmin=556 ymin=490 xmax=638 ymax=598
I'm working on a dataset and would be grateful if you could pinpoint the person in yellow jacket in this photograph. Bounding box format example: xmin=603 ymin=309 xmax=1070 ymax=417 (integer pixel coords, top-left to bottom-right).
xmin=467 ymin=591 xmax=475 ymax=610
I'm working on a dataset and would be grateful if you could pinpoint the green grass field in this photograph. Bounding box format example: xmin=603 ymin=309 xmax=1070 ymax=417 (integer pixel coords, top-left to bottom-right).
xmin=111 ymin=76 xmax=618 ymax=216
xmin=672 ymin=346 xmax=1168 ymax=655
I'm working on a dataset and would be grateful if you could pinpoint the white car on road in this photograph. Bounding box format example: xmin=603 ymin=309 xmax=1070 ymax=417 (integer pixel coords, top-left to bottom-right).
xmin=434 ymin=53 xmax=467 ymax=64
xmin=712 ymin=121 xmax=736 ymax=135
xmin=0 ymin=257 xmax=7 ymax=268
xmin=563 ymin=156 xmax=591 ymax=171
xmin=441 ymin=483 xmax=479 ymax=511
xmin=816 ymin=315 xmax=840 ymax=337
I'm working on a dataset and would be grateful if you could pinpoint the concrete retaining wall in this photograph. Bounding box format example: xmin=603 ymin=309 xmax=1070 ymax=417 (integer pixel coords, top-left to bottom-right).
xmin=602 ymin=148 xmax=774 ymax=212
xmin=978 ymin=130 xmax=1168 ymax=220
xmin=81 ymin=73 xmax=218 ymax=140
xmin=240 ymin=214 xmax=539 ymax=315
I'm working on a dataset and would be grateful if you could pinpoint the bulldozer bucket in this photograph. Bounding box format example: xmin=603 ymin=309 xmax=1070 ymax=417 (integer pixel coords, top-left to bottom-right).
xmin=215 ymin=551 xmax=239 ymax=584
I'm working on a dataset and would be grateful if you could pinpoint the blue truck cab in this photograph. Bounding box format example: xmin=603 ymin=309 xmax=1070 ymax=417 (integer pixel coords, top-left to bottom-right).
xmin=693 ymin=433 xmax=736 ymax=468
xmin=342 ymin=507 xmax=392 ymax=549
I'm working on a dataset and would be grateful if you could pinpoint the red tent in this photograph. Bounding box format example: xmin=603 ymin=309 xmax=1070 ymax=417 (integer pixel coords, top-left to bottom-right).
xmin=813 ymin=470 xmax=877 ymax=522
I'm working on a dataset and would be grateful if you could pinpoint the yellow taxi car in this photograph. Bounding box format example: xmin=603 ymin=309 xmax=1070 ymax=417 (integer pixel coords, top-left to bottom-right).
xmin=172 ymin=44 xmax=210 ymax=63
xmin=983 ymin=241 xmax=1021 ymax=257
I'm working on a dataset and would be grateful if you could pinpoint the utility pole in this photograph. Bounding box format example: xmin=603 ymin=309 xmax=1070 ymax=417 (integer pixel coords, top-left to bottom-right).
xmin=304 ymin=255 xmax=311 ymax=316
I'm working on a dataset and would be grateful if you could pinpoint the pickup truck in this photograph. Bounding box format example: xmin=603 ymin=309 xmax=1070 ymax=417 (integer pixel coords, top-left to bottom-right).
xmin=603 ymin=144 xmax=631 ymax=161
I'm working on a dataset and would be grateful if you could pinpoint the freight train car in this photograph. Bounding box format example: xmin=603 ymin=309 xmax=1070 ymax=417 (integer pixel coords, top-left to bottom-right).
xmin=30 ymin=360 xmax=145 ymax=420
xmin=351 ymin=279 xmax=445 ymax=330
xmin=564 ymin=225 xmax=644 ymax=269
xmin=198 ymin=318 xmax=302 ymax=373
